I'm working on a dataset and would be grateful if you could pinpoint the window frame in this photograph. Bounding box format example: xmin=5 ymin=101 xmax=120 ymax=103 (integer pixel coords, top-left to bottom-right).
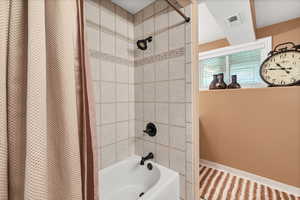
xmin=199 ymin=37 xmax=272 ymax=90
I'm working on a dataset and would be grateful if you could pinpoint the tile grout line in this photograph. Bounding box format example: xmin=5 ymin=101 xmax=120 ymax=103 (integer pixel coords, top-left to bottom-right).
xmin=113 ymin=3 xmax=118 ymax=164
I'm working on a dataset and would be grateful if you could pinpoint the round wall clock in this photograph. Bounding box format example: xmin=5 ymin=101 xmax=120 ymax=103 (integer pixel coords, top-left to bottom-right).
xmin=260 ymin=42 xmax=300 ymax=87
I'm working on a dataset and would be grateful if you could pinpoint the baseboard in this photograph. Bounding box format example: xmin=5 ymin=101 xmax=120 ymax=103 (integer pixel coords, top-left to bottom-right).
xmin=200 ymin=159 xmax=300 ymax=196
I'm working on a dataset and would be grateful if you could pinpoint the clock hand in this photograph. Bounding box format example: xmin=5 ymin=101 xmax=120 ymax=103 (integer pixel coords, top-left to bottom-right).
xmin=276 ymin=63 xmax=290 ymax=74
xmin=268 ymin=67 xmax=293 ymax=70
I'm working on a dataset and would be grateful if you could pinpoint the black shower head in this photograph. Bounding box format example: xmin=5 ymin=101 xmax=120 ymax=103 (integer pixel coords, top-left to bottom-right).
xmin=137 ymin=36 xmax=152 ymax=51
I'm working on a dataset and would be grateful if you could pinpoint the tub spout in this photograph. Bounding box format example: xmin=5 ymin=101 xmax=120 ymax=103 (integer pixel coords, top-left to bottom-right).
xmin=140 ymin=152 xmax=154 ymax=165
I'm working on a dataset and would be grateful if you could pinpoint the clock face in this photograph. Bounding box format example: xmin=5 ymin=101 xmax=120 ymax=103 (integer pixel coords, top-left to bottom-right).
xmin=260 ymin=50 xmax=300 ymax=86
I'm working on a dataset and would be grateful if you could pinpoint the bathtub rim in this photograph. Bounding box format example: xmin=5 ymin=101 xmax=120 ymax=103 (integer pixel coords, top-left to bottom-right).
xmin=99 ymin=155 xmax=180 ymax=199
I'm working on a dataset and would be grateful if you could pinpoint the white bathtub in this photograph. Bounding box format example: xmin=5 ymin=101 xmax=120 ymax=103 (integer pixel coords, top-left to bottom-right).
xmin=100 ymin=156 xmax=179 ymax=200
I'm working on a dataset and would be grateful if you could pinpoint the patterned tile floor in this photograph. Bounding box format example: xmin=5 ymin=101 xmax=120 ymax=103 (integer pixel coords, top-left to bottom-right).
xmin=199 ymin=165 xmax=300 ymax=200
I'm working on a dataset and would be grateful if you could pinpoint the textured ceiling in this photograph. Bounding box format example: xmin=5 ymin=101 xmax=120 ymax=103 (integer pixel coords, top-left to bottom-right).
xmin=112 ymin=0 xmax=156 ymax=14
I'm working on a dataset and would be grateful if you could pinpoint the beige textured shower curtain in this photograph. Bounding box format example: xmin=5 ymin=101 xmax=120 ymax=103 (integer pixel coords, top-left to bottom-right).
xmin=0 ymin=0 xmax=98 ymax=200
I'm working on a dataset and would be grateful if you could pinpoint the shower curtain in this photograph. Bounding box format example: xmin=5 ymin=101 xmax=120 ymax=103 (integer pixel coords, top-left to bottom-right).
xmin=0 ymin=0 xmax=98 ymax=199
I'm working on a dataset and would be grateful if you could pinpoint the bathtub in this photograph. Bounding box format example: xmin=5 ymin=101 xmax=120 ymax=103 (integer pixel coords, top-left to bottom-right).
xmin=100 ymin=156 xmax=179 ymax=200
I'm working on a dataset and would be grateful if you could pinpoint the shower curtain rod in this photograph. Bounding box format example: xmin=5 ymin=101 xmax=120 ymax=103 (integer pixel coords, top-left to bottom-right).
xmin=164 ymin=0 xmax=190 ymax=23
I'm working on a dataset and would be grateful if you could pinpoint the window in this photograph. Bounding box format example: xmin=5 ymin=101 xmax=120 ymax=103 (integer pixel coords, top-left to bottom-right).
xmin=199 ymin=37 xmax=272 ymax=89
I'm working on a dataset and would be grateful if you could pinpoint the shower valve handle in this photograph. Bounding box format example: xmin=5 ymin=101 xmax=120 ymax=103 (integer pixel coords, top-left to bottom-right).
xmin=143 ymin=122 xmax=157 ymax=137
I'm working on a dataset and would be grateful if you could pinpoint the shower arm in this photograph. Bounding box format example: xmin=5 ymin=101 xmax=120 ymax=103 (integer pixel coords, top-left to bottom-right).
xmin=164 ymin=0 xmax=191 ymax=23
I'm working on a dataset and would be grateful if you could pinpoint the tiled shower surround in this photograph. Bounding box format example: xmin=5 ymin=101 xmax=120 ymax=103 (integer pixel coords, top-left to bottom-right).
xmin=85 ymin=0 xmax=194 ymax=199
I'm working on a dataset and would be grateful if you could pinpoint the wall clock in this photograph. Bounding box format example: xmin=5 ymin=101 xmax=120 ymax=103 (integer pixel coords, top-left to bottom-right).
xmin=260 ymin=42 xmax=300 ymax=87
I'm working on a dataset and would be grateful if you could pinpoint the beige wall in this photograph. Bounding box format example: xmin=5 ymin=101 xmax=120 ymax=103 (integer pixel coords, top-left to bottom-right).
xmin=199 ymin=87 xmax=300 ymax=188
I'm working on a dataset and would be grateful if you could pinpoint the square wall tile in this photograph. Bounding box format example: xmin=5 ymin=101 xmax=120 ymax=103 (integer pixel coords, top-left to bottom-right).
xmin=116 ymin=84 xmax=129 ymax=102
xmin=186 ymin=23 xmax=191 ymax=44
xmin=101 ymin=82 xmax=116 ymax=103
xmin=143 ymin=103 xmax=155 ymax=122
xmin=155 ymin=32 xmax=169 ymax=54
xmin=116 ymin=121 xmax=129 ymax=141
xmin=143 ymin=83 xmax=155 ymax=102
xmin=87 ymin=26 xmax=99 ymax=51
xmin=100 ymin=2 xmax=115 ymax=30
xmin=156 ymin=123 xmax=169 ymax=146
xmin=155 ymin=103 xmax=168 ymax=124
xmin=96 ymin=126 xmax=101 ymax=148
xmin=101 ymin=144 xmax=116 ymax=168
xmin=185 ymin=43 xmax=192 ymax=63
xmin=169 ymin=56 xmax=185 ymax=80
xmin=101 ymin=31 xmax=115 ymax=55
xmin=135 ymin=138 xmax=143 ymax=156
xmin=169 ymin=25 xmax=185 ymax=50
xmin=169 ymin=103 xmax=185 ymax=126
xmin=180 ymin=175 xmax=186 ymax=199
xmin=101 ymin=60 xmax=115 ymax=82
xmin=170 ymin=126 xmax=186 ymax=151
xmin=143 ymin=140 xmax=155 ymax=155
xmin=128 ymin=138 xmax=135 ymax=155
xmin=135 ymin=120 xmax=144 ymax=138
xmin=135 ymin=66 xmax=144 ymax=83
xmin=85 ymin=1 xmax=100 ymax=25
xmin=186 ymin=123 xmax=192 ymax=143
xmin=116 ymin=38 xmax=128 ymax=59
xmin=129 ymin=120 xmax=135 ymax=137
xmin=116 ymin=17 xmax=127 ymax=37
xmin=129 ymin=102 xmax=135 ymax=120
xmin=135 ymin=103 xmax=143 ymax=120
xmin=117 ymin=103 xmax=129 ymax=121
xmin=134 ymin=84 xmax=143 ymax=102
xmin=144 ymin=18 xmax=154 ymax=36
xmin=143 ymin=64 xmax=155 ymax=82
xmin=155 ymin=81 xmax=169 ymax=102
xmin=93 ymin=81 xmax=101 ymax=103
xmin=116 ymin=64 xmax=129 ymax=83
xmin=101 ymin=103 xmax=116 ymax=124
xmin=96 ymin=103 xmax=101 ymax=125
xmin=128 ymin=22 xmax=134 ymax=40
xmin=90 ymin=57 xmax=100 ymax=81
xmin=155 ymin=10 xmax=168 ymax=32
xmin=134 ymin=23 xmax=143 ymax=40
xmin=129 ymin=84 xmax=135 ymax=102
xmin=116 ymin=140 xmax=129 ymax=161
xmin=169 ymin=80 xmax=185 ymax=103
xmin=156 ymin=144 xmax=169 ymax=167
xmin=128 ymin=67 xmax=134 ymax=84
xmin=100 ymin=123 xmax=116 ymax=147
xmin=155 ymin=60 xmax=169 ymax=81
xmin=170 ymin=148 xmax=186 ymax=175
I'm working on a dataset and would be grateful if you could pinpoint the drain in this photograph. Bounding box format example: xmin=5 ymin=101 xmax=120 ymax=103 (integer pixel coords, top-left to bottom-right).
xmin=139 ymin=192 xmax=145 ymax=197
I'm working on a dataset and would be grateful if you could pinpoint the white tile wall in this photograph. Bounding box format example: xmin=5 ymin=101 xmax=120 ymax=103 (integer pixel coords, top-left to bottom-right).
xmin=86 ymin=1 xmax=195 ymax=199
xmin=86 ymin=0 xmax=135 ymax=169
xmin=133 ymin=3 xmax=194 ymax=200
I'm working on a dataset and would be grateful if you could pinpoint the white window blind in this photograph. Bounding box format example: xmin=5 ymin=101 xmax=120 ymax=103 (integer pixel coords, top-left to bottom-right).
xmin=199 ymin=37 xmax=272 ymax=90
xmin=200 ymin=56 xmax=226 ymax=88
xmin=229 ymin=49 xmax=262 ymax=87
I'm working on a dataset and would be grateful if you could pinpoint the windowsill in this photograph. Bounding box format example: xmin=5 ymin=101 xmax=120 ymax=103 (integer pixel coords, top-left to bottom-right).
xmin=199 ymin=86 xmax=300 ymax=93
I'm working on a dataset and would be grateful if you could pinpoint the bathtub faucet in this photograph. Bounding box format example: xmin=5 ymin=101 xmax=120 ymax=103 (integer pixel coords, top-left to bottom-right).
xmin=140 ymin=152 xmax=154 ymax=165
